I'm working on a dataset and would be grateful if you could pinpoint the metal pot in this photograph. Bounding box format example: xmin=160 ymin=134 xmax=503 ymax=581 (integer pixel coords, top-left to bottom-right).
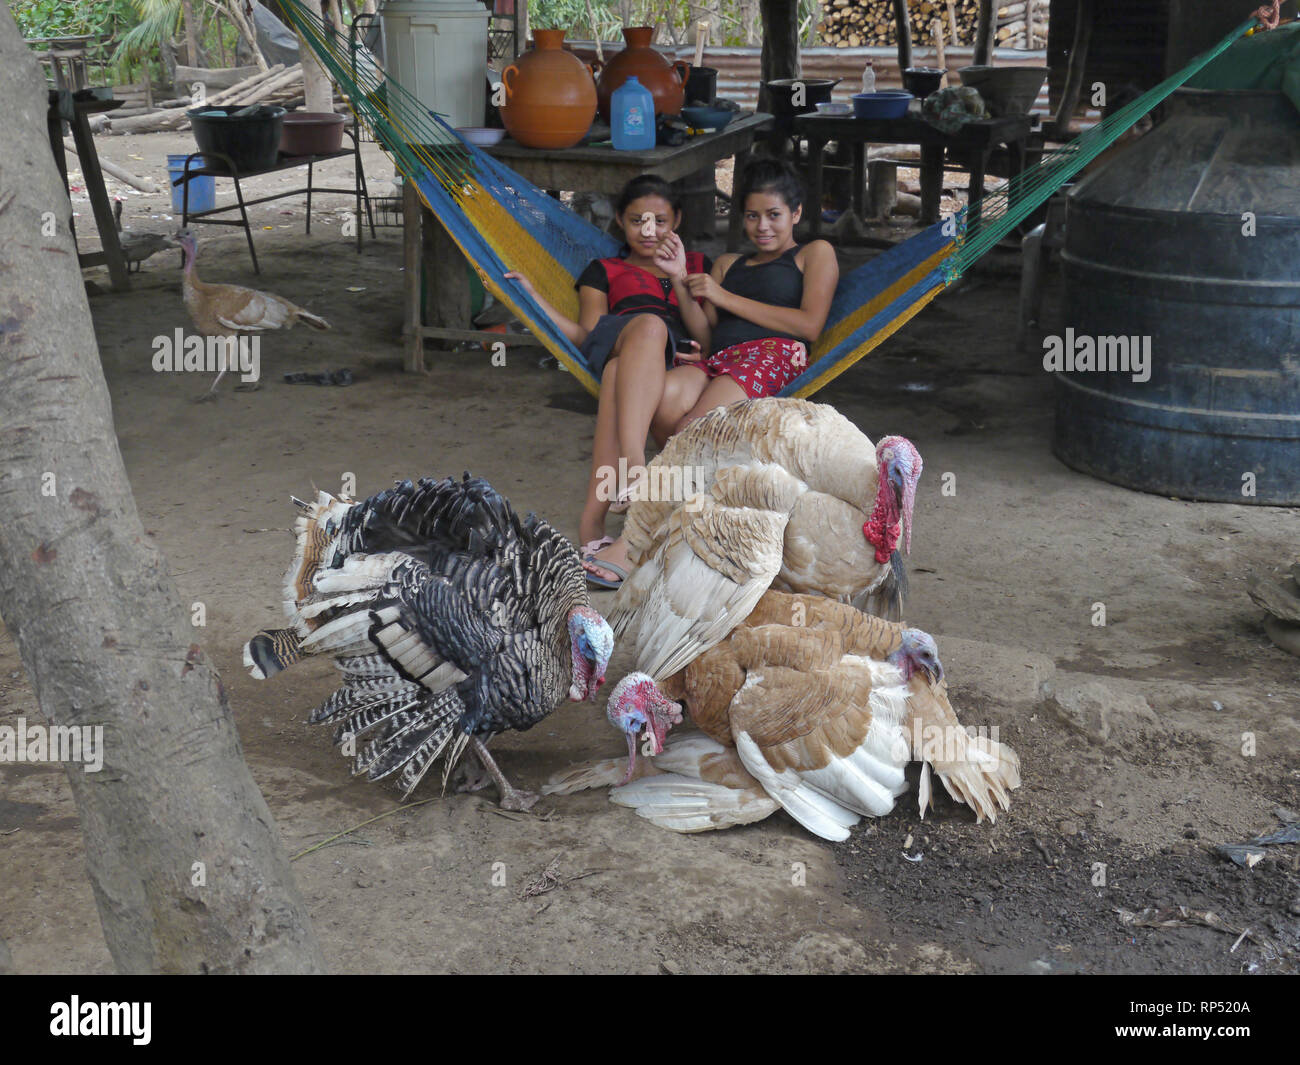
xmin=764 ymin=78 xmax=840 ymax=116
xmin=685 ymin=65 xmax=718 ymax=106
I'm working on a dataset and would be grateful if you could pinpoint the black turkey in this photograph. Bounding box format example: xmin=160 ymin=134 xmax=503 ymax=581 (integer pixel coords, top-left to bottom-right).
xmin=243 ymin=475 xmax=614 ymax=810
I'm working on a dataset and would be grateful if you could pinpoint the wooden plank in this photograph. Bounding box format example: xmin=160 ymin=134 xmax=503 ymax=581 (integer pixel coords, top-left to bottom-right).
xmin=402 ymin=179 xmax=424 ymax=374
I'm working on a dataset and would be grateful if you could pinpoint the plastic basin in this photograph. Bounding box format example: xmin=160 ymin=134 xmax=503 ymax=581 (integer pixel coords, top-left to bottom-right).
xmin=852 ymin=91 xmax=913 ymax=119
xmin=280 ymin=111 xmax=346 ymax=155
xmin=187 ymin=105 xmax=285 ymax=172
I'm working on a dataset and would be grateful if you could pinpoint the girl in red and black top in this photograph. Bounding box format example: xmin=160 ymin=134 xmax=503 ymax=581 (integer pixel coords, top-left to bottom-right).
xmin=507 ymin=175 xmax=711 ymax=585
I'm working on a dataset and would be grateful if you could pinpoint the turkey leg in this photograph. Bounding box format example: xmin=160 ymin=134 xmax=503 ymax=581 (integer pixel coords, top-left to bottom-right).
xmin=470 ymin=737 xmax=539 ymax=812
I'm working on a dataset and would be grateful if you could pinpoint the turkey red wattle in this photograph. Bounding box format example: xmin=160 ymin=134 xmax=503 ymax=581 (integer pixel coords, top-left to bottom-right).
xmin=864 ymin=436 xmax=922 ymax=563
xmin=863 ymin=488 xmax=902 ymax=565
xmin=605 ymin=673 xmax=684 ymax=783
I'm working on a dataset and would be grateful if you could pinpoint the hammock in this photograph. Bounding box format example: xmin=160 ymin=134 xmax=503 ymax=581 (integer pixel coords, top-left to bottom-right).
xmin=278 ymin=1 xmax=1264 ymax=399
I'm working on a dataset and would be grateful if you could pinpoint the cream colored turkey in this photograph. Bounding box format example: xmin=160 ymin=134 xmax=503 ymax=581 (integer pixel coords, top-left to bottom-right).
xmin=547 ymin=591 xmax=1019 ymax=841
xmin=175 ymin=228 xmax=331 ymax=399
xmin=609 ymin=398 xmax=922 ymax=680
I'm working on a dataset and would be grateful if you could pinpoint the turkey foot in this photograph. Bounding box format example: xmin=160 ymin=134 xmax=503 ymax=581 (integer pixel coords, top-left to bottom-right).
xmin=451 ymin=751 xmax=493 ymax=794
xmin=471 ymin=737 xmax=539 ymax=812
xmin=194 ymin=369 xmax=228 ymax=402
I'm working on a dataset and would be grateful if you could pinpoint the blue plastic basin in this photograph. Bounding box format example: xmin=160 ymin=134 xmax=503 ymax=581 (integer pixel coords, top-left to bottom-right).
xmin=852 ymin=91 xmax=913 ymax=119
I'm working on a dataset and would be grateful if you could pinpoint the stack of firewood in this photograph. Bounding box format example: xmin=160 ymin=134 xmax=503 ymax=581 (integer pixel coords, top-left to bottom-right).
xmin=106 ymin=64 xmax=319 ymax=134
xmin=994 ymin=1 xmax=1048 ymax=49
xmin=820 ymin=0 xmax=1048 ymax=49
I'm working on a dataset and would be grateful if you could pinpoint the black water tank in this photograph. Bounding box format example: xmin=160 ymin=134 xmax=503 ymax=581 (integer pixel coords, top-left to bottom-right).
xmin=1054 ymin=88 xmax=1300 ymax=504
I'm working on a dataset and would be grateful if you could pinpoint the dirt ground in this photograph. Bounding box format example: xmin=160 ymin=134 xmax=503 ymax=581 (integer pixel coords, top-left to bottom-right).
xmin=1 ymin=131 xmax=1297 ymax=975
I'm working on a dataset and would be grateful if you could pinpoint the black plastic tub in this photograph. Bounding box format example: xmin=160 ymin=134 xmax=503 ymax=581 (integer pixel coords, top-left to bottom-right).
xmin=1056 ymin=89 xmax=1300 ymax=504
xmin=187 ymin=105 xmax=286 ymax=173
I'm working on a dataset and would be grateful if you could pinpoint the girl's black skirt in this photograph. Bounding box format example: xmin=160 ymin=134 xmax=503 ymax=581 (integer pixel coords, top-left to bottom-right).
xmin=580 ymin=313 xmax=685 ymax=380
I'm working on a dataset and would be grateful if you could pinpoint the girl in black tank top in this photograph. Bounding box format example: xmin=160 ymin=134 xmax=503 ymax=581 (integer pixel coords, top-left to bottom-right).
xmin=669 ymin=159 xmax=840 ymax=425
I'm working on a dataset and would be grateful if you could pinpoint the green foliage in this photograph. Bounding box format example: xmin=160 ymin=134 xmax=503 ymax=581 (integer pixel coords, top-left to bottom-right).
xmin=528 ymin=0 xmax=822 ymax=48
xmin=116 ymin=0 xmax=183 ymax=61
xmin=12 ymin=0 xmax=139 ymax=40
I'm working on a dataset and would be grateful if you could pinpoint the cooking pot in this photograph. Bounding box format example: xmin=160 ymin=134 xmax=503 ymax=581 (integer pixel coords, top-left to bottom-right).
xmin=765 ymin=78 xmax=840 ymax=116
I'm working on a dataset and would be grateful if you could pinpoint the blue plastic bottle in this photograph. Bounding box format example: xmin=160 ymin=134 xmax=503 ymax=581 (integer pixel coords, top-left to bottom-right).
xmin=611 ymin=76 xmax=655 ymax=150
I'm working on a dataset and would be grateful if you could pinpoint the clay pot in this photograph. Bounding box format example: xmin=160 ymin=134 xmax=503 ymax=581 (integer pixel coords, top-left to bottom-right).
xmin=596 ymin=26 xmax=690 ymax=122
xmin=500 ymin=29 xmax=597 ymax=150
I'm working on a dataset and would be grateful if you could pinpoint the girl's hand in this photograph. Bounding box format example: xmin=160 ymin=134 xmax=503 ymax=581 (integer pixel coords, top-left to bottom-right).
xmin=685 ymin=272 xmax=723 ymax=305
xmin=653 ymin=232 xmax=688 ymax=281
xmin=504 ymin=271 xmax=536 ymax=298
xmin=672 ymin=340 xmax=703 ymax=364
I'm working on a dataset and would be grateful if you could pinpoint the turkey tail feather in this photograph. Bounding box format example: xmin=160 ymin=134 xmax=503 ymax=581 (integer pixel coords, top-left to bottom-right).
xmin=908 ymin=681 xmax=1020 ymax=823
xmin=296 ymin=309 xmax=331 ymax=331
xmin=243 ymin=627 xmax=303 ymax=679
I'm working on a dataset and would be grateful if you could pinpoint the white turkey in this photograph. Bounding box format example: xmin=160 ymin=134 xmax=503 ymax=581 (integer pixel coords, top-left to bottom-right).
xmin=243 ymin=475 xmax=615 ymax=810
xmin=611 ymin=397 xmax=923 ymax=680
xmin=548 ymin=590 xmax=1019 ymax=841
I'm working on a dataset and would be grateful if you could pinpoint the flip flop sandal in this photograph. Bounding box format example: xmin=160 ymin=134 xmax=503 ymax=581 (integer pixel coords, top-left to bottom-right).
xmin=583 ymin=557 xmax=629 ymax=590
xmin=581 ymin=536 xmax=615 ymax=558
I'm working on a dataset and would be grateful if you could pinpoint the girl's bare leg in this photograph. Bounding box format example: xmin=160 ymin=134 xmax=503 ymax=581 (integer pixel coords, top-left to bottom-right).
xmin=611 ymin=314 xmax=670 ymax=472
xmin=674 ymin=375 xmax=749 ymax=435
xmin=587 ymin=366 xmax=713 ymax=583
xmin=579 ymin=359 xmax=621 ymax=548
xmin=652 ymin=364 xmax=709 ymax=447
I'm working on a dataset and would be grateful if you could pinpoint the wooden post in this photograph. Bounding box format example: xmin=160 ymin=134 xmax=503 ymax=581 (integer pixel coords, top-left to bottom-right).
xmin=867 ymin=159 xmax=899 ymax=219
xmin=892 ymin=0 xmax=912 ymax=72
xmin=70 ymin=104 xmax=131 ymax=292
xmin=402 ymin=178 xmax=424 ymax=373
xmin=759 ymin=0 xmax=800 ymax=114
xmin=1053 ymin=0 xmax=1094 ymax=135
xmin=973 ymin=0 xmax=994 ymax=65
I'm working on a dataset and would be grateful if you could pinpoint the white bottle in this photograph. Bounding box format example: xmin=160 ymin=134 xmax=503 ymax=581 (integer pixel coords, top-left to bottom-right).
xmin=861 ymin=59 xmax=876 ymax=94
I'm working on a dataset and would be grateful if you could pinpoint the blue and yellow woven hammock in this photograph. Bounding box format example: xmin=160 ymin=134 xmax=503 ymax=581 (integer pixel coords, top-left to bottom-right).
xmin=279 ymin=1 xmax=1265 ymax=399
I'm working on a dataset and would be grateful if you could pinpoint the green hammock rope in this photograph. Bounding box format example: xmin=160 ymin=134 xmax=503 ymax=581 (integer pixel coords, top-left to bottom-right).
xmin=944 ymin=17 xmax=1258 ymax=280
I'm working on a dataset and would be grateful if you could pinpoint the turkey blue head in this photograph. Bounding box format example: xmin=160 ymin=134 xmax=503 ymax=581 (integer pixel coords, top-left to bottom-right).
xmin=864 ymin=436 xmax=923 ymax=564
xmin=568 ymin=606 xmax=614 ymax=701
xmin=888 ymin=628 xmax=944 ymax=686
xmin=606 ymin=672 xmax=683 ymax=784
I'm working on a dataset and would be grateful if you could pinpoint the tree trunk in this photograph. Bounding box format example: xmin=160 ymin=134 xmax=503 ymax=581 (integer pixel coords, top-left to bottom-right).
xmin=1053 ymin=0 xmax=1094 ymax=134
xmin=758 ymin=0 xmax=800 ymax=114
xmin=181 ymin=0 xmax=205 ymax=67
xmin=0 ymin=6 xmax=326 ymax=975
xmin=226 ymin=0 xmax=269 ymax=73
xmin=297 ymin=0 xmax=334 ymax=112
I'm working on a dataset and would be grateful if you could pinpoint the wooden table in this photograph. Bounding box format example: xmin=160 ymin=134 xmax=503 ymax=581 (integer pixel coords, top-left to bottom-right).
xmin=402 ymin=112 xmax=774 ymax=373
xmin=483 ymin=111 xmax=775 ymax=249
xmin=45 ymin=93 xmax=130 ymax=292
xmin=794 ymin=111 xmax=1033 ymax=231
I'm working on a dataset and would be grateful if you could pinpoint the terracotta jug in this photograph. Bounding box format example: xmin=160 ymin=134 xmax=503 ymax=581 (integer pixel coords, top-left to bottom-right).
xmin=500 ymin=29 xmax=597 ymax=150
xmin=596 ymin=26 xmax=690 ymax=122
